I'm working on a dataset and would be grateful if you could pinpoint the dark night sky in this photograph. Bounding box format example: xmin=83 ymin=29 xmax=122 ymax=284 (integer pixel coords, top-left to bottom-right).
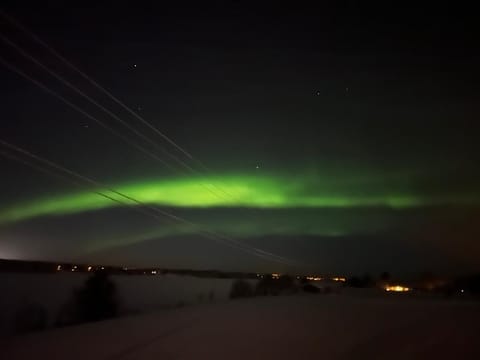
xmin=1 ymin=1 xmax=479 ymax=275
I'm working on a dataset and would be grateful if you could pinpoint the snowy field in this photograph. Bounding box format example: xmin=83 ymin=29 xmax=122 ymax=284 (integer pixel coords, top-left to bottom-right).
xmin=1 ymin=291 xmax=479 ymax=359
xmin=0 ymin=272 xmax=240 ymax=335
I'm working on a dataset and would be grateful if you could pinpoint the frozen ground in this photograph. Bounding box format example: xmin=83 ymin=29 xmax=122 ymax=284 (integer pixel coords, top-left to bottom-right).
xmin=1 ymin=293 xmax=479 ymax=359
xmin=0 ymin=273 xmax=240 ymax=335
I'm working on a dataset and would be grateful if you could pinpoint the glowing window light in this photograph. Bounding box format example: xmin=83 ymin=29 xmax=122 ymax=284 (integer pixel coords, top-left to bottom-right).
xmin=385 ymin=285 xmax=411 ymax=292
xmin=87 ymin=266 xmax=92 ymax=272
xmin=56 ymin=265 xmax=62 ymax=271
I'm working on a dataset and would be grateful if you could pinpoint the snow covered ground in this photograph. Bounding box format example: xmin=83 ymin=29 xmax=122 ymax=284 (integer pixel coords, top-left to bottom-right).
xmin=0 ymin=273 xmax=240 ymax=335
xmin=2 ymin=293 xmax=479 ymax=359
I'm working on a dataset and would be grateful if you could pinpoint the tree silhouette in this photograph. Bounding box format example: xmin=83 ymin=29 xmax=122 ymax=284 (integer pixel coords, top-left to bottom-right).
xmin=229 ymin=279 xmax=254 ymax=299
xmin=74 ymin=271 xmax=118 ymax=322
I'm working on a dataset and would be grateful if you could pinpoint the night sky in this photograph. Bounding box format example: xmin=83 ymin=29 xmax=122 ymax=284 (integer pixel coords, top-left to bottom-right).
xmin=1 ymin=2 xmax=479 ymax=275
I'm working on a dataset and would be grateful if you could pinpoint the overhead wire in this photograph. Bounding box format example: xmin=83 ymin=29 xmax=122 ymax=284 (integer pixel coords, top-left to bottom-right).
xmin=0 ymin=56 xmax=179 ymax=170
xmin=0 ymin=32 xmax=230 ymax=200
xmin=0 ymin=9 xmax=235 ymax=199
xmin=0 ymin=56 xmax=299 ymax=266
xmin=0 ymin=12 xmax=306 ymax=268
xmin=0 ymin=140 xmax=298 ymax=266
xmin=0 ymin=149 xmax=173 ymax=224
xmin=0 ymin=9 xmax=196 ymax=162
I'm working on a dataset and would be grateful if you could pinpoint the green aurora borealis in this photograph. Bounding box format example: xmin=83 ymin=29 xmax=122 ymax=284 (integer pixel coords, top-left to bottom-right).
xmin=1 ymin=169 xmax=479 ymax=273
xmin=2 ymin=2 xmax=480 ymax=274
xmin=1 ymin=172 xmax=478 ymax=226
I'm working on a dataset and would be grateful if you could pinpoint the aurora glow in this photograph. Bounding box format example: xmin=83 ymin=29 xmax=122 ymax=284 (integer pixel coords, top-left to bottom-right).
xmin=2 ymin=3 xmax=480 ymax=274
xmin=81 ymin=207 xmax=397 ymax=253
xmin=0 ymin=173 xmax=478 ymax=225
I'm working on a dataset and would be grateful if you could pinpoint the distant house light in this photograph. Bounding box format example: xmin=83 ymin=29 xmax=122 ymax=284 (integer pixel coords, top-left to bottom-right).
xmin=272 ymin=273 xmax=280 ymax=279
xmin=56 ymin=265 xmax=62 ymax=271
xmin=385 ymin=285 xmax=411 ymax=292
xmin=87 ymin=266 xmax=92 ymax=272
xmin=151 ymin=270 xmax=157 ymax=275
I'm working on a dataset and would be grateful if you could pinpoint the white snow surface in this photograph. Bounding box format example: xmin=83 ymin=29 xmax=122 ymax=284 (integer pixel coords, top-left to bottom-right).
xmin=0 ymin=272 xmax=239 ymax=335
xmin=2 ymin=293 xmax=479 ymax=359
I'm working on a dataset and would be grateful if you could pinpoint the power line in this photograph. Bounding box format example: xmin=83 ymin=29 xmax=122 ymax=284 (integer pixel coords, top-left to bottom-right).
xmin=0 ymin=35 xmax=183 ymax=168
xmin=0 ymin=57 xmax=290 ymax=262
xmin=0 ymin=149 xmax=173 ymax=225
xmin=0 ymin=56 xmax=176 ymax=171
xmin=0 ymin=9 xmax=196 ymax=162
xmin=0 ymin=10 xmax=235 ymax=199
xmin=0 ymin=142 xmax=293 ymax=265
xmin=0 ymin=140 xmax=298 ymax=266
xmin=0 ymin=13 xmax=306 ymax=268
xmin=1 ymin=34 xmax=233 ymax=202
